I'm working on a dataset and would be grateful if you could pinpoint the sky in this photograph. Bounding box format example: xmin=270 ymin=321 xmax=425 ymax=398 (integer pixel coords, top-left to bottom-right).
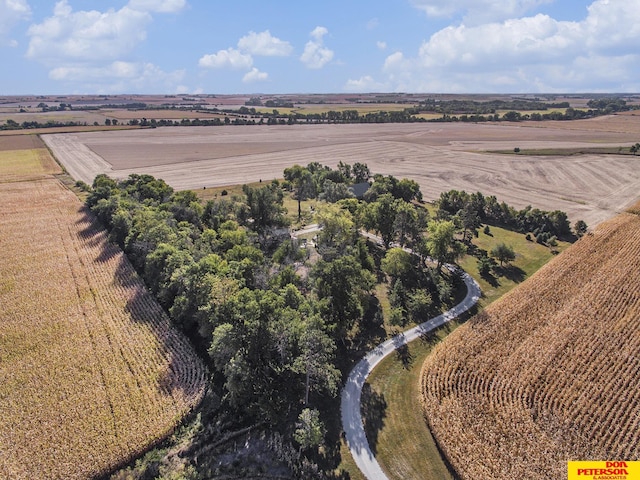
xmin=1 ymin=0 xmax=639 ymax=95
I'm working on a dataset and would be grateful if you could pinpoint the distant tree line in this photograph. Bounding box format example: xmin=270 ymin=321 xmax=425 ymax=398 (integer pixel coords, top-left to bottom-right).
xmin=0 ymin=119 xmax=91 ymax=130
xmin=412 ymin=98 xmax=572 ymax=115
xmin=3 ymin=96 xmax=635 ymax=131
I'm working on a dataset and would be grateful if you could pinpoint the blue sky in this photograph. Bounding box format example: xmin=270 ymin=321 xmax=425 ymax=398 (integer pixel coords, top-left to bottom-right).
xmin=1 ymin=0 xmax=639 ymax=95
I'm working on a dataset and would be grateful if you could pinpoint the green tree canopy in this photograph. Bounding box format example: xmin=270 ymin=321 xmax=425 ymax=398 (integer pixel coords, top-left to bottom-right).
xmin=491 ymin=243 xmax=516 ymax=266
xmin=426 ymin=219 xmax=465 ymax=271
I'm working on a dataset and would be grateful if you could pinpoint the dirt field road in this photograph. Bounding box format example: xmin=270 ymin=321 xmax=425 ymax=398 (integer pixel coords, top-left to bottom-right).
xmin=43 ymin=118 xmax=640 ymax=227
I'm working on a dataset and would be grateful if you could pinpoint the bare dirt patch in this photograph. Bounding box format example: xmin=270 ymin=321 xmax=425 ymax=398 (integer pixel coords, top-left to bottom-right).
xmin=44 ymin=116 xmax=640 ymax=227
xmin=0 ymin=134 xmax=44 ymax=151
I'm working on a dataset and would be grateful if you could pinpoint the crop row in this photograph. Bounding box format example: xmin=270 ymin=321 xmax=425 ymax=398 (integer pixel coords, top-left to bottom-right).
xmin=420 ymin=211 xmax=640 ymax=479
xmin=0 ymin=179 xmax=206 ymax=480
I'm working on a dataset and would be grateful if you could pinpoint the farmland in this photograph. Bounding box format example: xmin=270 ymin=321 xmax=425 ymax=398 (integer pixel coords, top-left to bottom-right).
xmin=0 ymin=142 xmax=207 ymax=478
xmin=420 ymin=208 xmax=640 ymax=479
xmin=44 ymin=114 xmax=640 ymax=227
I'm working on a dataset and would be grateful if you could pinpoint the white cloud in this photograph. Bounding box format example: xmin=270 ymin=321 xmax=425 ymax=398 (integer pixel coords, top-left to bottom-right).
xmin=377 ymin=41 xmax=387 ymax=50
xmin=410 ymin=0 xmax=554 ymax=25
xmin=24 ymin=1 xmax=185 ymax=92
xmin=309 ymin=26 xmax=328 ymax=41
xmin=198 ymin=48 xmax=253 ymax=69
xmin=237 ymin=30 xmax=292 ymax=56
xmin=367 ymin=18 xmax=379 ymax=30
xmin=48 ymin=61 xmax=185 ymax=93
xmin=198 ymin=30 xmax=289 ymax=85
xmin=127 ymin=0 xmax=186 ymax=13
xmin=26 ymin=1 xmax=150 ymax=64
xmin=0 ymin=0 xmax=31 ymax=46
xmin=383 ymin=0 xmax=640 ymax=92
xmin=300 ymin=26 xmax=334 ymax=69
xmin=344 ymin=75 xmax=388 ymax=92
xmin=243 ymin=67 xmax=268 ymax=83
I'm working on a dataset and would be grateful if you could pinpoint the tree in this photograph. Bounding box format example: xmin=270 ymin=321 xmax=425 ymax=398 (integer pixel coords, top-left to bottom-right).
xmin=459 ymin=203 xmax=481 ymax=242
xmin=284 ymin=165 xmax=315 ymax=220
xmin=364 ymin=193 xmax=398 ymax=247
xmin=381 ymin=247 xmax=413 ymax=281
xmin=313 ymin=255 xmax=375 ymax=339
xmin=491 ymin=243 xmax=516 ymax=266
xmin=337 ymin=161 xmax=352 ymax=181
xmin=294 ymin=408 xmax=325 ymax=451
xmin=316 ymin=204 xmax=356 ymax=252
xmin=574 ymin=219 xmax=588 ymax=237
xmin=320 ymin=179 xmax=354 ymax=203
xmin=242 ymin=184 xmax=287 ymax=234
xmin=477 ymin=255 xmax=497 ymax=276
xmin=352 ymin=162 xmax=371 ymax=183
xmin=426 ymin=220 xmax=465 ymax=271
xmin=293 ymin=316 xmax=340 ymax=405
xmin=407 ymin=289 xmax=434 ymax=322
xmin=393 ymin=200 xmax=426 ymax=248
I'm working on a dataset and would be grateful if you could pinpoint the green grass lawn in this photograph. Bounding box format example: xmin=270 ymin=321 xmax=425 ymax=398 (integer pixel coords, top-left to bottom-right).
xmin=459 ymin=224 xmax=570 ymax=306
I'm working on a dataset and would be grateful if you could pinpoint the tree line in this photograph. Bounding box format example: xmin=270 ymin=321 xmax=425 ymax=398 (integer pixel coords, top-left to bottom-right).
xmin=4 ymin=97 xmax=636 ymax=131
xmin=435 ymin=189 xmax=584 ymax=242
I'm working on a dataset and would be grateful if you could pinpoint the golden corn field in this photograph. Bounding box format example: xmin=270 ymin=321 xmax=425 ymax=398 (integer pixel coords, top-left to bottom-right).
xmin=0 ymin=149 xmax=207 ymax=479
xmin=421 ymin=209 xmax=640 ymax=480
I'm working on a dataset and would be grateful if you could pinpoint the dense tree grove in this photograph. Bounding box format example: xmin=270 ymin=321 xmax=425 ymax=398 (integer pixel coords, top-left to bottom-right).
xmin=436 ymin=189 xmax=577 ymax=239
xmin=86 ymin=159 xmax=578 ymax=476
xmin=87 ymin=161 xmax=465 ymax=477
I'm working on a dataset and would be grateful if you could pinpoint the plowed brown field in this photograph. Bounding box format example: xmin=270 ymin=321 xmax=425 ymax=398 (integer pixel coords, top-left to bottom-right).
xmin=420 ymin=209 xmax=640 ymax=479
xmin=44 ymin=116 xmax=640 ymax=227
xmin=0 ymin=149 xmax=207 ymax=478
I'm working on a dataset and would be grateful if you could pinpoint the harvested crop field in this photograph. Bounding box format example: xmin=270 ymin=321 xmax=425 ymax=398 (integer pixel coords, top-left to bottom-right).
xmin=420 ymin=209 xmax=640 ymax=479
xmin=102 ymin=108 xmax=225 ymax=120
xmin=0 ymin=134 xmax=45 ymax=151
xmin=0 ymin=155 xmax=207 ymax=478
xmin=44 ymin=115 xmax=640 ymax=227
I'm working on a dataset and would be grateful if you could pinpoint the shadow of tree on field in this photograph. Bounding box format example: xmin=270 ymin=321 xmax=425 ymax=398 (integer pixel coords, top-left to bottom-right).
xmin=494 ymin=264 xmax=526 ymax=283
xmin=71 ymin=204 xmax=207 ymax=404
xmin=480 ymin=269 xmax=500 ymax=288
xmin=392 ymin=332 xmax=413 ymax=369
xmin=420 ymin=329 xmax=439 ymax=346
xmin=360 ymin=383 xmax=387 ymax=455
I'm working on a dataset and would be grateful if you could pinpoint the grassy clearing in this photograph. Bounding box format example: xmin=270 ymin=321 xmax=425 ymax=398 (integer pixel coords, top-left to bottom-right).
xmin=459 ymin=224 xmax=570 ymax=306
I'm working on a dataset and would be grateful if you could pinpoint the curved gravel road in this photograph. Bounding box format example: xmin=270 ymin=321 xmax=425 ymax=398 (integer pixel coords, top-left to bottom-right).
xmin=340 ymin=269 xmax=481 ymax=480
